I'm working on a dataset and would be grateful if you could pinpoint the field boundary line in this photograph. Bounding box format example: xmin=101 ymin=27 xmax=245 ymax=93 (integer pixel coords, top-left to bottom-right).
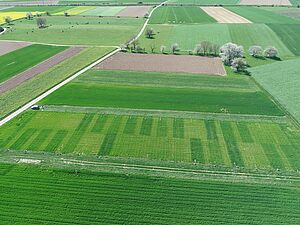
xmin=0 ymin=48 xmax=120 ymax=127
xmin=42 ymin=105 xmax=288 ymax=123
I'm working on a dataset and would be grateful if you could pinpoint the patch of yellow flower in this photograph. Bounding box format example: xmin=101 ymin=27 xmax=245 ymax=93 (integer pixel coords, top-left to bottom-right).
xmin=54 ymin=6 xmax=96 ymax=16
xmin=0 ymin=12 xmax=43 ymax=25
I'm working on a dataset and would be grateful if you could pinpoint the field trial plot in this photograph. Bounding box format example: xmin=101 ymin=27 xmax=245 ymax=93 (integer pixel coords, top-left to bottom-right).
xmin=0 ymin=47 xmax=83 ymax=94
xmin=80 ymin=6 xmax=125 ymax=16
xmin=201 ymin=7 xmax=251 ymax=23
xmin=0 ymin=40 xmax=31 ymax=56
xmin=1 ymin=109 xmax=299 ymax=170
xmin=116 ymin=6 xmax=151 ymax=17
xmin=239 ymin=0 xmax=291 ymax=5
xmin=95 ymin=52 xmax=226 ymax=75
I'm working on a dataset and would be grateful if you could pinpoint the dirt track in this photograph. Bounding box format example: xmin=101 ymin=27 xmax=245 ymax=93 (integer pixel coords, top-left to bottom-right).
xmin=201 ymin=7 xmax=252 ymax=23
xmin=95 ymin=52 xmax=226 ymax=76
xmin=0 ymin=41 xmax=31 ymax=56
xmin=116 ymin=6 xmax=151 ymax=17
xmin=239 ymin=0 xmax=291 ymax=5
xmin=0 ymin=47 xmax=84 ymax=94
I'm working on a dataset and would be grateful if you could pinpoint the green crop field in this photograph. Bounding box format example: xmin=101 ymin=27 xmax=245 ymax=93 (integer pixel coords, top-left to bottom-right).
xmin=226 ymin=6 xmax=300 ymax=24
xmin=263 ymin=7 xmax=300 ymax=20
xmin=59 ymin=0 xmax=165 ymax=5
xmin=80 ymin=6 xmax=126 ymax=16
xmin=250 ymin=57 xmax=300 ymax=123
xmin=1 ymin=109 xmax=299 ymax=170
xmin=0 ymin=16 xmax=144 ymax=46
xmin=39 ymin=69 xmax=283 ymax=116
xmin=149 ymin=6 xmax=216 ymax=24
xmin=0 ymin=44 xmax=66 ymax=84
xmin=0 ymin=163 xmax=299 ymax=224
xmin=168 ymin=0 xmax=239 ymax=5
xmin=0 ymin=47 xmax=114 ymax=119
xmin=268 ymin=24 xmax=300 ymax=56
xmin=1 ymin=6 xmax=74 ymax=13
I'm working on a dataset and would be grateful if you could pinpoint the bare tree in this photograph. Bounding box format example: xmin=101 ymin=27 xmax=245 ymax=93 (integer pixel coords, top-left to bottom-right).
xmin=131 ymin=39 xmax=139 ymax=51
xmin=160 ymin=45 xmax=166 ymax=54
xmin=150 ymin=42 xmax=156 ymax=53
xmin=36 ymin=17 xmax=47 ymax=28
xmin=200 ymin=41 xmax=212 ymax=55
xmin=211 ymin=44 xmax=219 ymax=56
xmin=26 ymin=12 xmax=33 ymax=20
xmin=171 ymin=43 xmax=179 ymax=54
xmin=4 ymin=16 xmax=12 ymax=25
xmin=145 ymin=27 xmax=155 ymax=39
xmin=194 ymin=44 xmax=203 ymax=55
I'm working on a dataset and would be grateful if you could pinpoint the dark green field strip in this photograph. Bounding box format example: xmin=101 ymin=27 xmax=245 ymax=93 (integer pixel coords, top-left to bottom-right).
xmin=107 ymin=116 xmax=122 ymax=134
xmin=0 ymin=44 xmax=66 ymax=84
xmin=190 ymin=138 xmax=204 ymax=162
xmin=123 ymin=116 xmax=137 ymax=135
xmin=99 ymin=134 xmax=117 ymax=156
xmin=173 ymin=118 xmax=184 ymax=138
xmin=226 ymin=7 xmax=299 ymax=24
xmin=220 ymin=121 xmax=244 ymax=166
xmin=140 ymin=117 xmax=153 ymax=136
xmin=236 ymin=122 xmax=254 ymax=143
xmin=0 ymin=164 xmax=300 ymax=224
xmin=261 ymin=144 xmax=285 ymax=169
xmin=40 ymin=83 xmax=284 ymax=116
xmin=77 ymin=69 xmax=257 ymax=91
xmin=149 ymin=6 xmax=216 ymax=24
xmin=10 ymin=128 xmax=37 ymax=150
xmin=268 ymin=24 xmax=300 ymax=56
xmin=205 ymin=120 xmax=218 ymax=140
xmin=45 ymin=130 xmax=68 ymax=152
xmin=63 ymin=114 xmax=94 ymax=153
xmin=91 ymin=114 xmax=108 ymax=133
xmin=28 ymin=129 xmax=52 ymax=150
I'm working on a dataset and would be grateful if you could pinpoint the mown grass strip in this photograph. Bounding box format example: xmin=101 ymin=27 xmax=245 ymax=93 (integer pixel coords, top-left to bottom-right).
xmin=156 ymin=117 xmax=168 ymax=137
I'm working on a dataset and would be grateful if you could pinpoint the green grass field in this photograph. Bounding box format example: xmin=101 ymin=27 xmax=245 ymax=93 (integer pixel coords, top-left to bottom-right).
xmin=140 ymin=23 xmax=294 ymax=60
xmin=0 ymin=44 xmax=66 ymax=84
xmin=149 ymin=6 xmax=216 ymax=24
xmin=0 ymin=163 xmax=299 ymax=224
xmin=268 ymin=24 xmax=300 ymax=56
xmin=1 ymin=6 xmax=74 ymax=13
xmin=1 ymin=109 xmax=299 ymax=170
xmin=80 ymin=6 xmax=126 ymax=16
xmin=0 ymin=16 xmax=144 ymax=46
xmin=250 ymin=57 xmax=300 ymax=123
xmin=263 ymin=7 xmax=300 ymax=20
xmin=59 ymin=0 xmax=164 ymax=5
xmin=0 ymin=47 xmax=114 ymax=119
xmin=39 ymin=70 xmax=283 ymax=116
xmin=226 ymin=6 xmax=300 ymax=24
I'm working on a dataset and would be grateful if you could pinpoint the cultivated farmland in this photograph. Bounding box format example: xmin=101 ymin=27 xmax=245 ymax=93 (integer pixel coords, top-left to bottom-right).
xmin=201 ymin=7 xmax=251 ymax=23
xmin=0 ymin=40 xmax=31 ymax=56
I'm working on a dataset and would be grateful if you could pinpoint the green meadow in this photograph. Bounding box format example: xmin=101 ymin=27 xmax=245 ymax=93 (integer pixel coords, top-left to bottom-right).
xmin=80 ymin=6 xmax=126 ymax=16
xmin=0 ymin=44 xmax=66 ymax=84
xmin=0 ymin=16 xmax=144 ymax=46
xmin=149 ymin=6 xmax=216 ymax=24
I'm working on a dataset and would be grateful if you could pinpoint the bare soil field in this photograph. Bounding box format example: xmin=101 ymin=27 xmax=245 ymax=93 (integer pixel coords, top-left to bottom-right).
xmin=0 ymin=41 xmax=31 ymax=56
xmin=116 ymin=6 xmax=151 ymax=17
xmin=239 ymin=0 xmax=291 ymax=5
xmin=95 ymin=52 xmax=226 ymax=75
xmin=0 ymin=47 xmax=84 ymax=94
xmin=201 ymin=7 xmax=252 ymax=23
